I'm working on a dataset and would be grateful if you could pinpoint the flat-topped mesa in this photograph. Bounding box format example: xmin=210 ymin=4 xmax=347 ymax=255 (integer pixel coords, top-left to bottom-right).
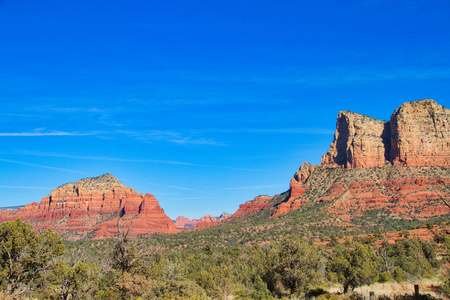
xmin=321 ymin=99 xmax=450 ymax=169
xmin=390 ymin=99 xmax=450 ymax=167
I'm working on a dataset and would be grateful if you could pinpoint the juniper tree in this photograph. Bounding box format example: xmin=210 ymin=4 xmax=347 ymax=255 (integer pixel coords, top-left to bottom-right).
xmin=0 ymin=218 xmax=64 ymax=295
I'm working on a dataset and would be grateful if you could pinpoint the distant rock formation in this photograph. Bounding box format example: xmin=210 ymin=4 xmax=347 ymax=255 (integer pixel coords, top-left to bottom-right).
xmin=0 ymin=174 xmax=178 ymax=240
xmin=218 ymin=212 xmax=232 ymax=221
xmin=174 ymin=216 xmax=199 ymax=229
xmin=175 ymin=212 xmax=232 ymax=230
xmin=194 ymin=213 xmax=233 ymax=230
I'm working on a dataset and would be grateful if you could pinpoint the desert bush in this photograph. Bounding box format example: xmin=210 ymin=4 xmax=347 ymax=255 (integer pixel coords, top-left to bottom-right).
xmin=327 ymin=242 xmax=379 ymax=293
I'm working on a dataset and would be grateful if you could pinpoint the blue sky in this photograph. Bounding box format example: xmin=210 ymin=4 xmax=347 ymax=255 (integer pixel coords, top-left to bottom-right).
xmin=1 ymin=0 xmax=449 ymax=219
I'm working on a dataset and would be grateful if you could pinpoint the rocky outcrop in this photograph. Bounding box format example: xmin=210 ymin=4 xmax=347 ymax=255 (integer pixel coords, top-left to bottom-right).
xmin=390 ymin=99 xmax=450 ymax=167
xmin=276 ymin=99 xmax=450 ymax=218
xmin=321 ymin=99 xmax=450 ymax=169
xmin=193 ymin=195 xmax=275 ymax=229
xmin=0 ymin=174 xmax=178 ymax=240
xmin=271 ymin=163 xmax=314 ymax=218
xmin=321 ymin=112 xmax=389 ymax=168
xmin=193 ymin=212 xmax=233 ymax=230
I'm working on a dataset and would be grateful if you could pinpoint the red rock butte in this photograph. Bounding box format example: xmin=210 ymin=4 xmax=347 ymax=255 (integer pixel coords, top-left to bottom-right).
xmin=0 ymin=174 xmax=178 ymax=240
xmin=321 ymin=99 xmax=450 ymax=169
xmin=273 ymin=99 xmax=450 ymax=218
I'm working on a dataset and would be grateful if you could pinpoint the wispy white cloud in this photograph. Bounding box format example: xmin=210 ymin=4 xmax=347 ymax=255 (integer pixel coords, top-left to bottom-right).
xmin=116 ymin=130 xmax=225 ymax=146
xmin=225 ymin=184 xmax=287 ymax=190
xmin=0 ymin=128 xmax=223 ymax=146
xmin=0 ymin=158 xmax=93 ymax=175
xmin=0 ymin=186 xmax=52 ymax=190
xmin=147 ymin=182 xmax=218 ymax=195
xmin=7 ymin=150 xmax=265 ymax=172
xmin=0 ymin=131 xmax=99 ymax=137
xmin=16 ymin=150 xmax=199 ymax=166
xmin=197 ymin=128 xmax=334 ymax=135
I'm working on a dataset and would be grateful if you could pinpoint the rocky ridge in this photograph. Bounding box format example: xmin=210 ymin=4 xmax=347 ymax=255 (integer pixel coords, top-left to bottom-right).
xmin=0 ymin=174 xmax=178 ymax=239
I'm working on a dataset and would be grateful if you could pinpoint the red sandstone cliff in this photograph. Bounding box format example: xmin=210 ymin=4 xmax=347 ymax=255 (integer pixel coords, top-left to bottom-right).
xmin=320 ymin=112 xmax=389 ymax=169
xmin=321 ymin=99 xmax=450 ymax=169
xmin=272 ymin=99 xmax=450 ymax=218
xmin=390 ymin=99 xmax=450 ymax=167
xmin=0 ymin=174 xmax=178 ymax=240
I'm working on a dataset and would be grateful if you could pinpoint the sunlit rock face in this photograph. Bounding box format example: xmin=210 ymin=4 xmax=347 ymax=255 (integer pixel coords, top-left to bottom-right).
xmin=321 ymin=112 xmax=389 ymax=169
xmin=321 ymin=99 xmax=450 ymax=169
xmin=272 ymin=99 xmax=450 ymax=218
xmin=0 ymin=174 xmax=178 ymax=240
xmin=389 ymin=99 xmax=450 ymax=167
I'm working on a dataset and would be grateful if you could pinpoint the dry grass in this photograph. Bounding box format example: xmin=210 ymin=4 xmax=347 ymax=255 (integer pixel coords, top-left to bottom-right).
xmin=353 ymin=279 xmax=444 ymax=299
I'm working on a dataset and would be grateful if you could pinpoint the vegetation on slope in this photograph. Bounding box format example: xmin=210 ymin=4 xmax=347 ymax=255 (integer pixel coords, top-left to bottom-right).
xmin=1 ymin=218 xmax=450 ymax=299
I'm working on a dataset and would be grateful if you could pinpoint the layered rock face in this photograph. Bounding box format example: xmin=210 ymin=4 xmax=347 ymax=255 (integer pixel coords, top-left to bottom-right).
xmin=0 ymin=174 xmax=178 ymax=240
xmin=274 ymin=99 xmax=450 ymax=218
xmin=321 ymin=99 xmax=450 ymax=169
xmin=321 ymin=112 xmax=389 ymax=168
xmin=390 ymin=100 xmax=450 ymax=167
